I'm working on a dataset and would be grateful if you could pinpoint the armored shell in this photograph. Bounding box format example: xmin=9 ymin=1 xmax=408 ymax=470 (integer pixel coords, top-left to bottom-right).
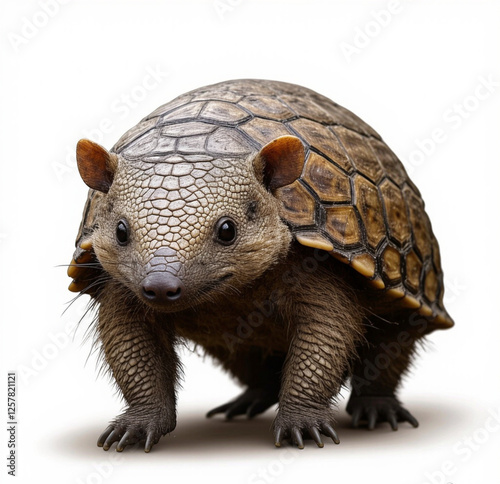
xmin=74 ymin=79 xmax=453 ymax=329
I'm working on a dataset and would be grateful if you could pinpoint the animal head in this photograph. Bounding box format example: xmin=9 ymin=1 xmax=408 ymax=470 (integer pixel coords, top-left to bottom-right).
xmin=75 ymin=136 xmax=304 ymax=312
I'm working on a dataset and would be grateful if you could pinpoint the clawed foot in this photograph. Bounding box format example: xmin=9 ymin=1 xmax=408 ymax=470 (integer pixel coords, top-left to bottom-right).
xmin=273 ymin=407 xmax=340 ymax=449
xmin=206 ymin=387 xmax=278 ymax=420
xmin=97 ymin=406 xmax=175 ymax=453
xmin=346 ymin=395 xmax=419 ymax=431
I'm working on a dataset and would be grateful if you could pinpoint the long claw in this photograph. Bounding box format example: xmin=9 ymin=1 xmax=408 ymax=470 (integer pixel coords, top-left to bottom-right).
xmin=322 ymin=423 xmax=340 ymax=444
xmin=145 ymin=434 xmax=155 ymax=453
xmin=308 ymin=427 xmax=324 ymax=448
xmin=208 ymin=388 xmax=278 ymax=421
xmin=291 ymin=428 xmax=304 ymax=449
xmin=351 ymin=406 xmax=362 ymax=429
xmin=367 ymin=408 xmax=377 ymax=430
xmin=246 ymin=401 xmax=267 ymax=419
xmin=103 ymin=429 xmax=121 ymax=451
xmin=274 ymin=427 xmax=283 ymax=447
xmin=116 ymin=431 xmax=132 ymax=452
xmin=347 ymin=395 xmax=419 ymax=432
xmin=97 ymin=425 xmax=114 ymax=447
xmin=225 ymin=402 xmax=248 ymax=420
xmin=387 ymin=410 xmax=398 ymax=431
xmin=206 ymin=403 xmax=231 ymax=418
xmin=398 ymin=408 xmax=419 ymax=428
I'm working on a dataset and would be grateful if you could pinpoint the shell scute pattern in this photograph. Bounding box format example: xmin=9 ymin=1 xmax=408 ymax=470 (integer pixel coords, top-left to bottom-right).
xmin=104 ymin=79 xmax=451 ymax=327
xmin=238 ymin=95 xmax=295 ymax=120
xmin=379 ymin=179 xmax=412 ymax=247
xmin=302 ymin=152 xmax=351 ymax=204
xmin=274 ymin=180 xmax=316 ymax=227
xmin=289 ymin=119 xmax=352 ymax=173
xmin=324 ymin=206 xmax=361 ymax=248
xmin=335 ymin=127 xmax=383 ymax=184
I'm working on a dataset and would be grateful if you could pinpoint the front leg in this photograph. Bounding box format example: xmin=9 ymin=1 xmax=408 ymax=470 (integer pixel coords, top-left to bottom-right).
xmin=274 ymin=268 xmax=364 ymax=449
xmin=95 ymin=282 xmax=179 ymax=452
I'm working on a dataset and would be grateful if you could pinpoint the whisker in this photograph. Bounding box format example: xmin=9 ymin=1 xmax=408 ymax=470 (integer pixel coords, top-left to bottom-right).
xmin=57 ymin=263 xmax=102 ymax=269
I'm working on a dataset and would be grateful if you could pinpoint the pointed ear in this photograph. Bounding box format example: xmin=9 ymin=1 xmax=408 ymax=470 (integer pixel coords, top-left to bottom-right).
xmin=254 ymin=136 xmax=305 ymax=192
xmin=76 ymin=139 xmax=117 ymax=193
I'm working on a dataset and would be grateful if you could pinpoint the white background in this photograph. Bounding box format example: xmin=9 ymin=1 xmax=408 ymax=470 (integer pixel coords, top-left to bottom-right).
xmin=1 ymin=1 xmax=499 ymax=483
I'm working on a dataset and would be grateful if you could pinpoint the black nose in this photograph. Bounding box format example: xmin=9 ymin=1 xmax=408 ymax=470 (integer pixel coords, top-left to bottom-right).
xmin=141 ymin=273 xmax=184 ymax=303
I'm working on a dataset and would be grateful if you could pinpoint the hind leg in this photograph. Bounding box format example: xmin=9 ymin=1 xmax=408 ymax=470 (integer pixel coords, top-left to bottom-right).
xmin=206 ymin=346 xmax=284 ymax=419
xmin=347 ymin=319 xmax=423 ymax=430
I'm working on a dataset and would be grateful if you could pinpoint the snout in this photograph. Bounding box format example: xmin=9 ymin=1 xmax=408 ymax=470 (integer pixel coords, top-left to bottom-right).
xmin=141 ymin=273 xmax=185 ymax=304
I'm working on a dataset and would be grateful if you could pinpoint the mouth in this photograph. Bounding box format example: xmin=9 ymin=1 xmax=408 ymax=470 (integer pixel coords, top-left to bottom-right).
xmin=197 ymin=273 xmax=233 ymax=297
xmin=138 ymin=273 xmax=234 ymax=312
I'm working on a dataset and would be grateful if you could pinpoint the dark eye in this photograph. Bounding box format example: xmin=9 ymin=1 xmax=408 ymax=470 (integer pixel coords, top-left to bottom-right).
xmin=116 ymin=220 xmax=129 ymax=245
xmin=215 ymin=217 xmax=237 ymax=246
